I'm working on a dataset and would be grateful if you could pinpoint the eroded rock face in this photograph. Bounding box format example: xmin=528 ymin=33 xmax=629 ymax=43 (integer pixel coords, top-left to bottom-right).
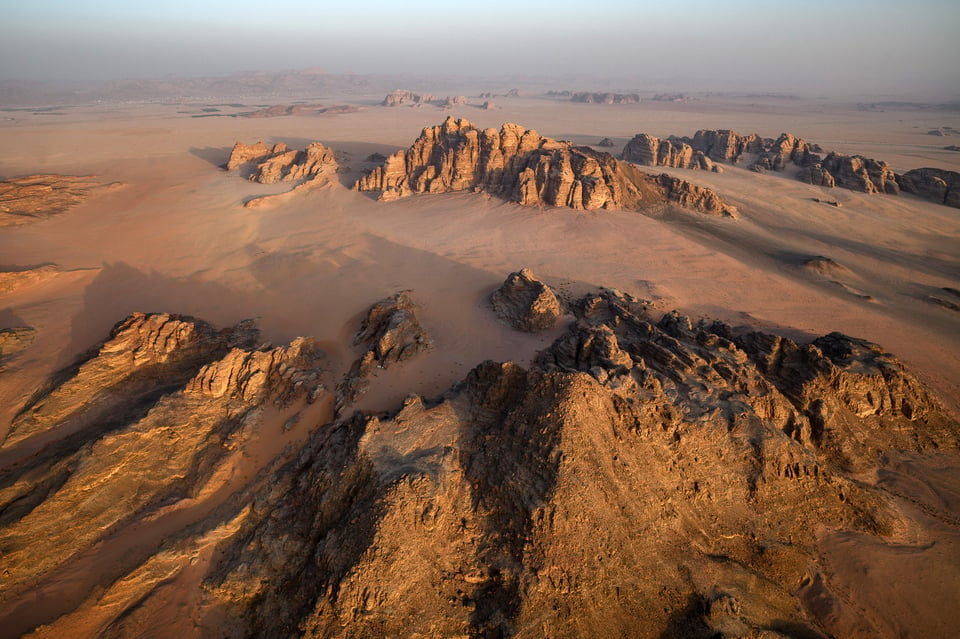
xmin=3 ymin=291 xmax=958 ymax=638
xmin=0 ymin=175 xmax=122 ymax=226
xmin=898 ymin=167 xmax=960 ymax=208
xmin=355 ymin=117 xmax=736 ymax=216
xmin=336 ymin=291 xmax=430 ymax=410
xmin=490 ymin=268 xmax=563 ymax=332
xmin=228 ymin=141 xmax=338 ymax=185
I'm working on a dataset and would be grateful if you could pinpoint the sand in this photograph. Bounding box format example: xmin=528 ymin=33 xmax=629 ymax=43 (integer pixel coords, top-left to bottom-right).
xmin=1 ymin=92 xmax=958 ymax=636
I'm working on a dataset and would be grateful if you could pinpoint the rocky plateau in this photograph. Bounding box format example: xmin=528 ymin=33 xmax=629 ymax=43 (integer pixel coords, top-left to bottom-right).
xmin=0 ymin=175 xmax=122 ymax=227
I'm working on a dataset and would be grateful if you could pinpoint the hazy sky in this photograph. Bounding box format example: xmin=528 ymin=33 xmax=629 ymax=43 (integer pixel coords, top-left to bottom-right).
xmin=1 ymin=0 xmax=958 ymax=97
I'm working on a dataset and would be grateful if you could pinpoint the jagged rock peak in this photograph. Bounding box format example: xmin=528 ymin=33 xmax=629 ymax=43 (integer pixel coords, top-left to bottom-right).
xmin=227 ymin=140 xmax=338 ymax=185
xmin=490 ymin=268 xmax=563 ymax=332
xmin=355 ymin=117 xmax=737 ymax=216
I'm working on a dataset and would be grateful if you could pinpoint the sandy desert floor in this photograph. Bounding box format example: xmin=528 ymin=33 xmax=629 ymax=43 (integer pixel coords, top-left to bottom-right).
xmin=1 ymin=92 xmax=959 ymax=636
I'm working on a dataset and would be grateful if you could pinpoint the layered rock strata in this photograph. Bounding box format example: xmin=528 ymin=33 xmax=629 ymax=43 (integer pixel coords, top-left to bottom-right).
xmin=355 ymin=117 xmax=737 ymax=216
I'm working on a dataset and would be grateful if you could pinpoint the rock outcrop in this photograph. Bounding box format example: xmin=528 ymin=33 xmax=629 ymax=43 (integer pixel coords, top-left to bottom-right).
xmin=1 ymin=288 xmax=958 ymax=638
xmin=382 ymin=90 xmax=436 ymax=107
xmin=596 ymin=137 xmax=615 ymax=147
xmin=355 ymin=117 xmax=737 ymax=216
xmin=0 ymin=326 xmax=35 ymax=365
xmin=620 ymin=129 xmax=953 ymax=201
xmin=570 ymin=92 xmax=640 ymax=104
xmin=336 ymin=291 xmax=430 ymax=410
xmin=490 ymin=268 xmax=563 ymax=332
xmin=898 ymin=167 xmax=960 ymax=208
xmin=228 ymin=141 xmax=338 ymax=185
xmin=0 ymin=175 xmax=122 ymax=226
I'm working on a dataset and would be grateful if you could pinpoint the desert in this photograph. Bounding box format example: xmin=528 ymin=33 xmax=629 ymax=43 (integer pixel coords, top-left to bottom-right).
xmin=1 ymin=3 xmax=960 ymax=637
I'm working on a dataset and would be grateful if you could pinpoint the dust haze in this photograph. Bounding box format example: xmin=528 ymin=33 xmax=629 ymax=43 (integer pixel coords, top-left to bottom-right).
xmin=2 ymin=0 xmax=959 ymax=99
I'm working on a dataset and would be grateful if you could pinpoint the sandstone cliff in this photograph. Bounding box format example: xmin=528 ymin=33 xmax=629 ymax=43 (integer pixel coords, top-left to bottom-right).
xmin=355 ymin=117 xmax=737 ymax=216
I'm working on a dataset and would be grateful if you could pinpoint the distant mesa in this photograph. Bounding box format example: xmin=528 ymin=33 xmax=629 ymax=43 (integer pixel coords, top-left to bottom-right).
xmin=354 ymin=116 xmax=737 ymax=217
xmin=596 ymin=137 xmax=616 ymax=147
xmin=651 ymin=93 xmax=689 ymax=102
xmin=0 ymin=174 xmax=122 ymax=226
xmin=243 ymin=103 xmax=361 ymax=118
xmin=381 ymin=89 xmax=436 ymax=107
xmin=945 ymin=145 xmax=960 ymax=152
xmin=226 ymin=140 xmax=339 ymax=207
xmin=928 ymin=126 xmax=958 ymax=136
xmin=479 ymin=89 xmax=521 ymax=99
xmin=481 ymin=100 xmax=496 ymax=110
xmin=365 ymin=152 xmax=388 ymax=163
xmin=442 ymin=95 xmax=468 ymax=109
xmin=570 ymin=92 xmax=640 ymax=105
xmin=621 ymin=128 xmax=960 ymax=207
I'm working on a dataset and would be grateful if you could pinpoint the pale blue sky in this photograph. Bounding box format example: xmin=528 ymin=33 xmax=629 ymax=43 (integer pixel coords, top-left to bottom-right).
xmin=1 ymin=0 xmax=958 ymax=97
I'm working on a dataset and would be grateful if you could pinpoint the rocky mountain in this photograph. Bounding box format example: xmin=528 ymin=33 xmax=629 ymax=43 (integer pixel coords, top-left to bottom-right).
xmin=0 ymin=174 xmax=122 ymax=226
xmin=621 ymin=128 xmax=960 ymax=207
xmin=355 ymin=117 xmax=737 ymax=216
xmin=1 ymin=277 xmax=957 ymax=638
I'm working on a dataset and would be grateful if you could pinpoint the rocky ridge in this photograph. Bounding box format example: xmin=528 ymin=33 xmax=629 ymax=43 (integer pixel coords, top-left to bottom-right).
xmin=620 ymin=129 xmax=927 ymax=199
xmin=1 ymin=279 xmax=957 ymax=637
xmin=570 ymin=92 xmax=641 ymax=104
xmin=355 ymin=117 xmax=737 ymax=216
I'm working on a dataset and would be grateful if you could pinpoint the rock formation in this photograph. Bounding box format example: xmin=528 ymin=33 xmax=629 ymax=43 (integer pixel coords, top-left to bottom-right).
xmin=382 ymin=90 xmax=436 ymax=107
xmin=620 ymin=129 xmax=960 ymax=202
xmin=596 ymin=137 xmax=615 ymax=147
xmin=242 ymin=104 xmax=361 ymax=118
xmin=808 ymin=152 xmax=899 ymax=194
xmin=442 ymin=95 xmax=467 ymax=108
xmin=227 ymin=141 xmax=338 ymax=185
xmin=1 ymin=283 xmax=958 ymax=638
xmin=336 ymin=291 xmax=430 ymax=410
xmin=898 ymin=167 xmax=960 ymax=208
xmin=355 ymin=117 xmax=737 ymax=216
xmin=490 ymin=268 xmax=562 ymax=332
xmin=0 ymin=175 xmax=122 ymax=226
xmin=570 ymin=92 xmax=640 ymax=104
